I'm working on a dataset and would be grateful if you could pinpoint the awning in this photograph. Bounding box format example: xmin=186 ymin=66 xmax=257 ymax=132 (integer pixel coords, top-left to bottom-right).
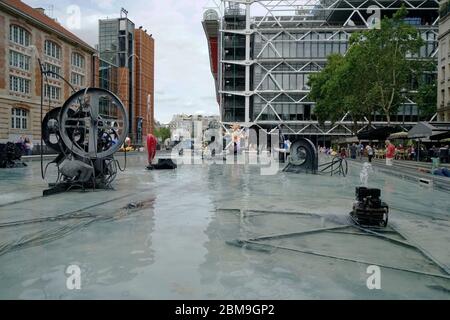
xmin=430 ymin=131 xmax=450 ymax=141
xmin=388 ymin=131 xmax=409 ymax=140
xmin=408 ymin=122 xmax=450 ymax=140
xmin=357 ymin=126 xmax=403 ymax=141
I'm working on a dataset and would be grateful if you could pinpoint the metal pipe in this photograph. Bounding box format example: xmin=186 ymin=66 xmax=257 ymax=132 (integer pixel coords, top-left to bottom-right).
xmin=248 ymin=225 xmax=350 ymax=242
xmin=241 ymin=240 xmax=450 ymax=281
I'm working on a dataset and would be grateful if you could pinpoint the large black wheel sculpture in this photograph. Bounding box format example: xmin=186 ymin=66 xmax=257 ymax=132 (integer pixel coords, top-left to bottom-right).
xmin=59 ymin=88 xmax=128 ymax=159
xmin=41 ymin=88 xmax=129 ymax=196
xmin=283 ymin=138 xmax=318 ymax=174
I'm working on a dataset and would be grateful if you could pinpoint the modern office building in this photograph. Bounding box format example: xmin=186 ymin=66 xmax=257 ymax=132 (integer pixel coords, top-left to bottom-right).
xmin=99 ymin=10 xmax=136 ymax=140
xmin=0 ymin=0 xmax=96 ymax=144
xmin=438 ymin=0 xmax=450 ymax=122
xmin=203 ymin=1 xmax=439 ymax=138
xmin=98 ymin=9 xmax=155 ymax=143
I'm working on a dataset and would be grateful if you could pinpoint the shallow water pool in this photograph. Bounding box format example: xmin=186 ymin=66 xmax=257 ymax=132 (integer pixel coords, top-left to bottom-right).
xmin=0 ymin=154 xmax=449 ymax=299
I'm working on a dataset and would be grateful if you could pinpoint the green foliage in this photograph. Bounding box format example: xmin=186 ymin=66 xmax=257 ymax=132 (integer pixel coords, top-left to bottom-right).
xmin=309 ymin=6 xmax=427 ymax=125
xmin=308 ymin=54 xmax=347 ymax=124
xmin=154 ymin=127 xmax=171 ymax=142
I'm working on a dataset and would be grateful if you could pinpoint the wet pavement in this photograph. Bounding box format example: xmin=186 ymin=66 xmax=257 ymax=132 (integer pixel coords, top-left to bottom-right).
xmin=0 ymin=152 xmax=449 ymax=299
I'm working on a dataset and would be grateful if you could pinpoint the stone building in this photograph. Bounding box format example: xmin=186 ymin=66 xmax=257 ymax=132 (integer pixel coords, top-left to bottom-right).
xmin=0 ymin=0 xmax=96 ymax=145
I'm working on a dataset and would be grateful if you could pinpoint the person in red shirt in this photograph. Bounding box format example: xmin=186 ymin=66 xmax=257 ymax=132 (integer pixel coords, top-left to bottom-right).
xmin=385 ymin=140 xmax=396 ymax=166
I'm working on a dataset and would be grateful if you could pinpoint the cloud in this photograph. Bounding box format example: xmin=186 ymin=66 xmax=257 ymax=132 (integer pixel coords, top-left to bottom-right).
xmin=23 ymin=0 xmax=219 ymax=124
xmin=92 ymin=0 xmax=115 ymax=9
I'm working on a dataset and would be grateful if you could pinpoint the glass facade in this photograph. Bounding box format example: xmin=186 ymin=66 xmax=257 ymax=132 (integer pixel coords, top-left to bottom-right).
xmin=99 ymin=20 xmax=119 ymax=66
xmin=98 ymin=59 xmax=118 ymax=93
xmin=98 ymin=17 xmax=135 ymax=140
xmin=99 ymin=18 xmax=135 ymax=68
xmin=216 ymin=1 xmax=439 ymax=130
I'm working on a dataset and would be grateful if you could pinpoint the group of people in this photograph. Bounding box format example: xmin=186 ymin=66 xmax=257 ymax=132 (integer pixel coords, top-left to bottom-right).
xmin=342 ymin=143 xmax=376 ymax=163
xmin=319 ymin=143 xmax=375 ymax=163
xmin=323 ymin=140 xmax=450 ymax=167
xmin=320 ymin=141 xmax=400 ymax=165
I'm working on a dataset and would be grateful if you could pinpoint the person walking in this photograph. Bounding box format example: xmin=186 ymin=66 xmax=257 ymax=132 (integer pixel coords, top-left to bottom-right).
xmin=359 ymin=142 xmax=364 ymax=160
xmin=410 ymin=145 xmax=416 ymax=161
xmin=350 ymin=143 xmax=357 ymax=159
xmin=24 ymin=137 xmax=33 ymax=156
xmin=366 ymin=145 xmax=374 ymax=163
xmin=385 ymin=140 xmax=395 ymax=166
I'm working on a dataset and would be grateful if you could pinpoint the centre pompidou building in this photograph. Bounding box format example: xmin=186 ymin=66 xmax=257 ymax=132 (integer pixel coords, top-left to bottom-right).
xmin=203 ymin=1 xmax=439 ymax=139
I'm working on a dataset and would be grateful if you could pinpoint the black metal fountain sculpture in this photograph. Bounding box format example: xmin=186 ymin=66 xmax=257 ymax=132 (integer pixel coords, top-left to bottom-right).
xmin=31 ymin=50 xmax=129 ymax=197
xmin=283 ymin=138 xmax=348 ymax=177
xmin=282 ymin=137 xmax=388 ymax=227
xmin=40 ymin=87 xmax=129 ymax=196
xmin=350 ymin=187 xmax=389 ymax=228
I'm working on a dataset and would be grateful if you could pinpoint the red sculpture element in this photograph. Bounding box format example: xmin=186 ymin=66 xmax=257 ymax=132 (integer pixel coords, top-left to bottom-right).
xmin=147 ymin=134 xmax=158 ymax=165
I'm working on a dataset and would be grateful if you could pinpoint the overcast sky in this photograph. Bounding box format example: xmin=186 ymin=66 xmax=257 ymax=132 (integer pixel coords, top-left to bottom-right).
xmin=23 ymin=0 xmax=219 ymax=124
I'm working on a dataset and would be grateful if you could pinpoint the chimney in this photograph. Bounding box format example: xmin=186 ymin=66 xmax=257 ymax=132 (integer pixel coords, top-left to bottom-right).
xmin=35 ymin=7 xmax=45 ymax=15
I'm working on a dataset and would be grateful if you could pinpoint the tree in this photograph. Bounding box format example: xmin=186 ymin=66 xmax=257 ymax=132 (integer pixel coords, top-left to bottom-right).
xmin=309 ymin=52 xmax=379 ymax=131
xmin=309 ymin=54 xmax=347 ymax=125
xmin=309 ymin=6 xmax=426 ymax=126
xmin=154 ymin=127 xmax=171 ymax=142
xmin=349 ymin=7 xmax=424 ymax=124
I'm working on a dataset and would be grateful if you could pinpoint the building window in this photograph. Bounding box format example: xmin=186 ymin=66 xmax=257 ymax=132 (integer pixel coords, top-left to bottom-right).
xmin=72 ymin=52 xmax=85 ymax=68
xmin=9 ymin=50 xmax=31 ymax=71
xmin=11 ymin=108 xmax=29 ymax=130
xmin=9 ymin=75 xmax=30 ymax=94
xmin=44 ymin=40 xmax=61 ymax=59
xmin=44 ymin=85 xmax=61 ymax=100
xmin=9 ymin=25 xmax=31 ymax=47
xmin=43 ymin=63 xmax=61 ymax=79
xmin=71 ymin=72 xmax=85 ymax=86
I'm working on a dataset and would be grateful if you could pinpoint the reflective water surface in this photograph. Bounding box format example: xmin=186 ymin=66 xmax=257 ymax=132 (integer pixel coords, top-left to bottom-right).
xmin=0 ymin=154 xmax=449 ymax=299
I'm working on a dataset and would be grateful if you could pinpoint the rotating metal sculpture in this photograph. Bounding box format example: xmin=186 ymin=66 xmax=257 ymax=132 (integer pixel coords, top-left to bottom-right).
xmin=282 ymin=138 xmax=347 ymax=176
xmin=41 ymin=88 xmax=129 ymax=196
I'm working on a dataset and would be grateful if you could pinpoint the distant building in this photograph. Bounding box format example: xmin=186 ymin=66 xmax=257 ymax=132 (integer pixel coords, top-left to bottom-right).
xmin=0 ymin=0 xmax=96 ymax=144
xmin=438 ymin=1 xmax=450 ymax=122
xmin=168 ymin=114 xmax=220 ymax=141
xmin=98 ymin=9 xmax=155 ymax=144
